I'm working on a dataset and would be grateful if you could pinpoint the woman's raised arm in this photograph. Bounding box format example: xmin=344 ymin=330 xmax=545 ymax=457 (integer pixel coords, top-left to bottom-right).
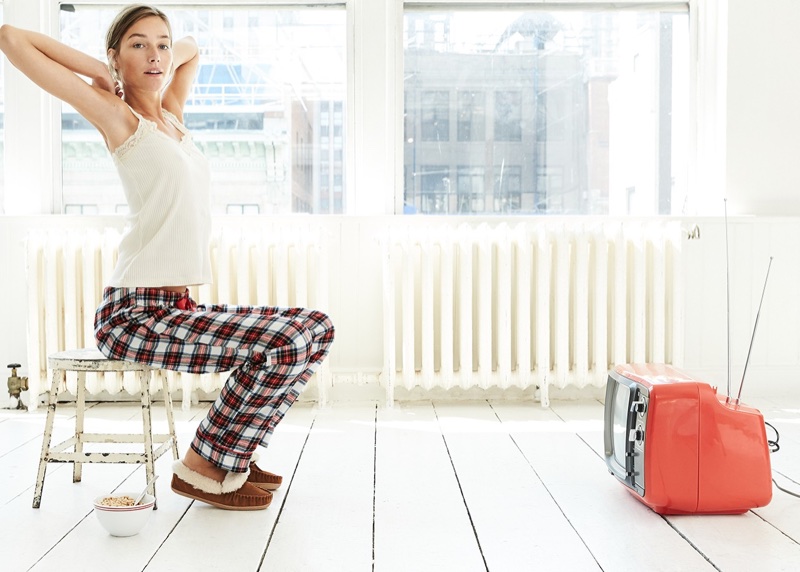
xmin=162 ymin=36 xmax=199 ymax=122
xmin=0 ymin=25 xmax=125 ymax=135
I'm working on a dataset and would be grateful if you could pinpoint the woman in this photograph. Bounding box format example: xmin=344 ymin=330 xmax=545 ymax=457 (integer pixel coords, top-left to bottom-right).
xmin=0 ymin=4 xmax=334 ymax=511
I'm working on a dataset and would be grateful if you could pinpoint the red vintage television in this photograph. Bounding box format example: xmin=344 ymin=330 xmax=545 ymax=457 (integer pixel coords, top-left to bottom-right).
xmin=603 ymin=363 xmax=772 ymax=515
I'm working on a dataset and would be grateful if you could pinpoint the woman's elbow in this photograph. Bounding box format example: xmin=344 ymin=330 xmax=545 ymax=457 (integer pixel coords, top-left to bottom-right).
xmin=0 ymin=24 xmax=13 ymax=50
xmin=177 ymin=35 xmax=198 ymax=54
xmin=0 ymin=24 xmax=22 ymax=53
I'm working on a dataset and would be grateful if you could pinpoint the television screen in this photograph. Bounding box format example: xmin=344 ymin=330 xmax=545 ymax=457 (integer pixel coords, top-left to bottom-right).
xmin=604 ymin=369 xmax=648 ymax=496
xmin=611 ymin=381 xmax=629 ymax=468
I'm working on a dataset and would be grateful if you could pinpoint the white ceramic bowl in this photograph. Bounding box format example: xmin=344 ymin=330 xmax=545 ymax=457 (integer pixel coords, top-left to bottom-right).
xmin=93 ymin=492 xmax=155 ymax=537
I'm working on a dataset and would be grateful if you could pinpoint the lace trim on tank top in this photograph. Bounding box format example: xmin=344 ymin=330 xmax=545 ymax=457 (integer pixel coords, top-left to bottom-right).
xmin=113 ymin=114 xmax=158 ymax=161
xmin=112 ymin=109 xmax=191 ymax=161
xmin=162 ymin=109 xmax=189 ymax=137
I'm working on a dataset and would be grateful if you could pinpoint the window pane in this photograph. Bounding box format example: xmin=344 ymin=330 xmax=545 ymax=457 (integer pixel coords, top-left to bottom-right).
xmin=457 ymin=90 xmax=485 ymax=142
xmin=403 ymin=9 xmax=689 ymax=215
xmin=420 ymin=90 xmax=449 ymax=141
xmin=60 ymin=5 xmax=346 ymax=215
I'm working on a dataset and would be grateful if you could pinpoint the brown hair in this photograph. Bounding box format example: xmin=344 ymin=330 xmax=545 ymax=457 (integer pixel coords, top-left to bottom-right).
xmin=106 ymin=4 xmax=172 ymax=79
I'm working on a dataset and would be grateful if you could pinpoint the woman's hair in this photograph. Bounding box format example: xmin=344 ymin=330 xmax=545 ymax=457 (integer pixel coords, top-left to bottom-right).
xmin=106 ymin=4 xmax=172 ymax=80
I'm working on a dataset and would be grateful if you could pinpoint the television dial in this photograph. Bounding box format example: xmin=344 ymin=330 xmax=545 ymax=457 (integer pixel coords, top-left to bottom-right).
xmin=628 ymin=427 xmax=645 ymax=442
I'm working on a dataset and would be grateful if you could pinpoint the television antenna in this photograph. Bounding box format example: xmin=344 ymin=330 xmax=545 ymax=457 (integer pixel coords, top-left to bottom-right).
xmin=723 ymin=198 xmax=774 ymax=404
xmin=725 ymin=199 xmax=731 ymax=401
xmin=735 ymin=256 xmax=773 ymax=404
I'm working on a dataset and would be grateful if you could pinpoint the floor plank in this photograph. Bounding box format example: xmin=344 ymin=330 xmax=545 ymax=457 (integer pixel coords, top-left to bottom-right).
xmin=261 ymin=404 xmax=375 ymax=572
xmin=434 ymin=401 xmax=600 ymax=571
xmin=0 ymin=408 xmax=78 ymax=507
xmin=0 ymin=408 xmax=50 ymax=457
xmin=374 ymin=402 xmax=485 ymax=572
xmin=666 ymin=512 xmax=800 ymax=571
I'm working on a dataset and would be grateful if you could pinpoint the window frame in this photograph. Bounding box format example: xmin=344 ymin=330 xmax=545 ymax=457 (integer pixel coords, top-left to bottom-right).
xmin=1 ymin=0 xmax=724 ymax=216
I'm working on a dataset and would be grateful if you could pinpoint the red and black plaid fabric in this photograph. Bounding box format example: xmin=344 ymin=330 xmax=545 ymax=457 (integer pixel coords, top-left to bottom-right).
xmin=95 ymin=287 xmax=335 ymax=472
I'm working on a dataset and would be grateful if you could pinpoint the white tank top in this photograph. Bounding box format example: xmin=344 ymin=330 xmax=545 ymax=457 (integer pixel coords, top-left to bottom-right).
xmin=107 ymin=107 xmax=212 ymax=287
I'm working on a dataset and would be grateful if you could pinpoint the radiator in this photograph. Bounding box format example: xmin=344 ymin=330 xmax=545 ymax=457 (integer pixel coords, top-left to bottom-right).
xmin=382 ymin=221 xmax=684 ymax=406
xmin=25 ymin=225 xmax=330 ymax=410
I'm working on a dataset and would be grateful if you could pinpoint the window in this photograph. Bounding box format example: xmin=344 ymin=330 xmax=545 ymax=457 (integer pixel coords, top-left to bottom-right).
xmin=403 ymin=6 xmax=689 ymax=215
xmin=494 ymin=164 xmax=523 ymax=212
xmin=420 ymin=90 xmax=450 ymax=142
xmin=457 ymin=166 xmax=485 ymax=213
xmin=417 ymin=165 xmax=449 ymax=214
xmin=494 ymin=91 xmax=522 ymax=142
xmin=457 ymin=90 xmax=485 ymax=142
xmin=59 ymin=4 xmax=346 ymax=215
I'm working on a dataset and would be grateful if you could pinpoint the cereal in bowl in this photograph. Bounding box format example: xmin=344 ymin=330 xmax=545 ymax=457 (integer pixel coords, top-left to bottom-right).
xmin=99 ymin=495 xmax=136 ymax=507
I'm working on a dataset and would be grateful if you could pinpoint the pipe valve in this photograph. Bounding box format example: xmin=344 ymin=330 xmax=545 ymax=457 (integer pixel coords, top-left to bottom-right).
xmin=7 ymin=363 xmax=29 ymax=411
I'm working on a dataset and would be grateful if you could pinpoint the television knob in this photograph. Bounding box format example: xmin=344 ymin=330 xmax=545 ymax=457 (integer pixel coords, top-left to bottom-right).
xmin=628 ymin=428 xmax=645 ymax=442
xmin=630 ymin=400 xmax=647 ymax=414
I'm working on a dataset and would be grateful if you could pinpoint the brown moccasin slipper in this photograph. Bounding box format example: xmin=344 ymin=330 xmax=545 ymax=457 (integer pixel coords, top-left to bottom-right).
xmin=171 ymin=460 xmax=272 ymax=511
xmin=248 ymin=463 xmax=283 ymax=491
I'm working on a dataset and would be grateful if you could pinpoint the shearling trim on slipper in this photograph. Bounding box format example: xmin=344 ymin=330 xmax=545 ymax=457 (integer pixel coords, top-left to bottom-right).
xmin=172 ymin=460 xmax=250 ymax=494
xmin=250 ymin=452 xmax=260 ymax=464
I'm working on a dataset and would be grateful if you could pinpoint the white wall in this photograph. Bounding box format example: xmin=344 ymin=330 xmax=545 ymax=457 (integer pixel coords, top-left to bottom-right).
xmin=726 ymin=0 xmax=800 ymax=216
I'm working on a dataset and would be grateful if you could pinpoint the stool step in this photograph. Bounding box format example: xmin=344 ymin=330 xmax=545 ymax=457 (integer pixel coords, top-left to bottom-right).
xmin=49 ymin=434 xmax=176 ymax=451
xmin=58 ymin=433 xmax=176 ymax=444
xmin=46 ymin=438 xmax=176 ymax=464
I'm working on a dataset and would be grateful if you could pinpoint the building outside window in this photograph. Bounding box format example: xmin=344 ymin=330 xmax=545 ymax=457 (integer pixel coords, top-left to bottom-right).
xmin=403 ymin=7 xmax=689 ymax=216
xmin=58 ymin=4 xmax=346 ymax=215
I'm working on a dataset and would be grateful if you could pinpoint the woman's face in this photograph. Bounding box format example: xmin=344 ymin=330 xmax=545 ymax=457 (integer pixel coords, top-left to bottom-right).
xmin=112 ymin=15 xmax=173 ymax=92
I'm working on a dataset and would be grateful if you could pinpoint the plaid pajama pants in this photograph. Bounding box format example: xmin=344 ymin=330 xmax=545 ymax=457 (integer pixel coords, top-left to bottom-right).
xmin=94 ymin=287 xmax=335 ymax=472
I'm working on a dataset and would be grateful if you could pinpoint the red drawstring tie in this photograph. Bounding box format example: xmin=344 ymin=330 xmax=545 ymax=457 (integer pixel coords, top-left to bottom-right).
xmin=175 ymin=292 xmax=197 ymax=311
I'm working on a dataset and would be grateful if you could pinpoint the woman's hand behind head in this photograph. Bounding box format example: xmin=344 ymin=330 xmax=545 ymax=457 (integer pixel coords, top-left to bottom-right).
xmin=92 ymin=67 xmax=120 ymax=97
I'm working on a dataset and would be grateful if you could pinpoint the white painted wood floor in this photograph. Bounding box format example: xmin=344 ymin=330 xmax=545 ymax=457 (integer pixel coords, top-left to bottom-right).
xmin=2 ymin=397 xmax=800 ymax=572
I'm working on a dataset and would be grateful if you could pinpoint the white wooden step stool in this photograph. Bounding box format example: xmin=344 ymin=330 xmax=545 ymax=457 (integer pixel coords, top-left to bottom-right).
xmin=33 ymin=348 xmax=179 ymax=508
